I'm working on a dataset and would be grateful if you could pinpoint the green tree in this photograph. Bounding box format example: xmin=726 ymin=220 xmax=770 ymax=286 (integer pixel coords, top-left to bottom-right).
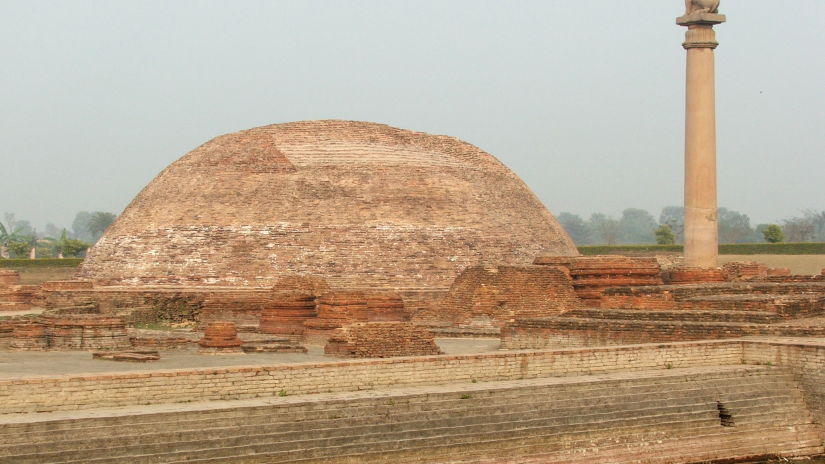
xmin=588 ymin=213 xmax=619 ymax=245
xmin=782 ymin=216 xmax=815 ymax=242
xmin=87 ymin=212 xmax=117 ymax=241
xmin=7 ymin=239 xmax=30 ymax=258
xmin=761 ymin=224 xmax=784 ymax=243
xmin=654 ymin=224 xmax=676 ymax=245
xmin=557 ymin=212 xmax=591 ymax=245
xmin=71 ymin=211 xmax=93 ymax=242
xmin=58 ymin=229 xmax=90 ymax=257
xmin=618 ymin=208 xmax=657 ymax=244
xmin=718 ymin=208 xmax=754 ymax=244
xmin=659 ymin=206 xmax=684 ymax=244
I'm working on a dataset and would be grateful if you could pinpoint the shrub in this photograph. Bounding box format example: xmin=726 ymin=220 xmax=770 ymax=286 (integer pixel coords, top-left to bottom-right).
xmin=655 ymin=225 xmax=676 ymax=245
xmin=762 ymin=224 xmax=784 ymax=243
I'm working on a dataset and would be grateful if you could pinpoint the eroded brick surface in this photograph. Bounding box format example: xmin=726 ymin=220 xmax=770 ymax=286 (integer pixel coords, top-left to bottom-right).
xmin=78 ymin=120 xmax=576 ymax=289
xmin=198 ymin=321 xmax=243 ymax=354
xmin=324 ymin=322 xmax=442 ymax=358
xmin=0 ymin=269 xmax=20 ymax=287
xmin=431 ymin=265 xmax=581 ymax=329
xmin=259 ymin=292 xmax=317 ymax=336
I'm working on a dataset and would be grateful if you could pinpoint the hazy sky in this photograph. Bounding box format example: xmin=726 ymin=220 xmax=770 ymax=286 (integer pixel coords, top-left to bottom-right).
xmin=1 ymin=0 xmax=823 ymax=231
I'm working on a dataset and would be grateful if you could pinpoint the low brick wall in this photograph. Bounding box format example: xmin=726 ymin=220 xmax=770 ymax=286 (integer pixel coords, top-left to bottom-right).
xmin=501 ymin=318 xmax=825 ymax=349
xmin=324 ymin=322 xmax=442 ymax=358
xmin=0 ymin=341 xmax=743 ymax=414
xmin=743 ymin=339 xmax=825 ymax=426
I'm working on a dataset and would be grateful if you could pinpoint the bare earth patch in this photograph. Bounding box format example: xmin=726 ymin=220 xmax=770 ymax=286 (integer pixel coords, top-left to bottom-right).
xmin=719 ymin=255 xmax=825 ymax=275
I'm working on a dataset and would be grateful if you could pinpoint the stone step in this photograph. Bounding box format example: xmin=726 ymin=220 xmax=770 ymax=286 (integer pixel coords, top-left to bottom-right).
xmin=566 ymin=308 xmax=783 ymax=324
xmin=5 ymin=393 xmax=778 ymax=457
xmin=2 ymin=414 xmax=734 ymax=464
xmin=1 ymin=393 xmax=795 ymax=458
xmin=1 ymin=388 xmax=799 ymax=455
xmin=0 ymin=366 xmax=810 ymax=464
xmin=437 ymin=424 xmax=825 ymax=464
xmin=154 ymin=414 xmax=820 ymax=464
xmin=3 ymin=395 xmax=810 ymax=464
xmin=0 ymin=368 xmax=792 ymax=443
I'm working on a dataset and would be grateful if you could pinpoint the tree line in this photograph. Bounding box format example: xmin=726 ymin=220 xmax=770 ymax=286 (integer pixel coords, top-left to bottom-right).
xmin=557 ymin=207 xmax=825 ymax=246
xmin=0 ymin=211 xmax=117 ymax=258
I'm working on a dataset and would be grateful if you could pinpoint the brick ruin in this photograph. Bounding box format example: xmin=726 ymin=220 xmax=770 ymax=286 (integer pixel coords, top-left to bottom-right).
xmin=198 ymin=321 xmax=243 ymax=354
xmin=303 ymin=291 xmax=369 ymax=345
xmin=423 ymin=264 xmax=581 ymax=329
xmin=0 ymin=269 xmax=20 ymax=287
xmin=0 ymin=270 xmax=38 ymax=311
xmin=503 ymin=257 xmax=825 ymax=350
xmin=324 ymin=322 xmax=442 ymax=358
xmin=534 ymin=255 xmax=663 ymax=304
xmin=77 ymin=120 xmax=576 ymax=290
xmin=258 ymin=291 xmax=317 ymax=337
xmin=5 ymin=309 xmax=130 ymax=351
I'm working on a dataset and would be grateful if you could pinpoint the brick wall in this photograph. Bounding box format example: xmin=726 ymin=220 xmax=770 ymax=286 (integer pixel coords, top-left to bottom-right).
xmin=501 ymin=318 xmax=825 ymax=349
xmin=743 ymin=340 xmax=825 ymax=426
xmin=324 ymin=322 xmax=442 ymax=358
xmin=0 ymin=340 xmax=743 ymax=414
xmin=435 ymin=265 xmax=581 ymax=328
xmin=0 ymin=270 xmax=21 ymax=287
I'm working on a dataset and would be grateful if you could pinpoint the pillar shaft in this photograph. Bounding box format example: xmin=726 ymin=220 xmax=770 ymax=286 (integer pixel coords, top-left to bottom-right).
xmin=677 ymin=12 xmax=725 ymax=268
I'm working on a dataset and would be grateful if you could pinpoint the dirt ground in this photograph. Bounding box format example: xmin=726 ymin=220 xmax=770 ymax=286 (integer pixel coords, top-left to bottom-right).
xmin=718 ymin=255 xmax=825 ymax=275
xmin=11 ymin=266 xmax=79 ymax=285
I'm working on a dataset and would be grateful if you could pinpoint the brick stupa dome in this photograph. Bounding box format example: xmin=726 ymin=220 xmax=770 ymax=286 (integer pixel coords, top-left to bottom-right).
xmin=79 ymin=120 xmax=576 ymax=288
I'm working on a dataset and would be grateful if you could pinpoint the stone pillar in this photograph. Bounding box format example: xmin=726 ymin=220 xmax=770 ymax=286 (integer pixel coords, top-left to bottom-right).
xmin=677 ymin=6 xmax=725 ymax=268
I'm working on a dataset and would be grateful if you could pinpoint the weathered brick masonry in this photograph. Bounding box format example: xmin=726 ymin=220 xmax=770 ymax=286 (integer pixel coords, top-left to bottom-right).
xmin=78 ymin=120 xmax=576 ymax=290
xmin=533 ymin=255 xmax=663 ymax=305
xmin=431 ymin=265 xmax=581 ymax=328
xmin=0 ymin=269 xmax=20 ymax=287
xmin=324 ymin=322 xmax=442 ymax=358
xmin=743 ymin=339 xmax=825 ymax=426
xmin=0 ymin=340 xmax=744 ymax=414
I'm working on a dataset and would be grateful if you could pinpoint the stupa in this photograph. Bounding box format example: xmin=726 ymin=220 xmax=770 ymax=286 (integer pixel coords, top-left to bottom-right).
xmin=79 ymin=120 xmax=576 ymax=289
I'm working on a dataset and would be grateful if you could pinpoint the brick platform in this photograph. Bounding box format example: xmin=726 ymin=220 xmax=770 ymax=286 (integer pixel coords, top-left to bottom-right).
xmin=669 ymin=266 xmax=728 ymax=284
xmin=258 ymin=291 xmax=317 ymax=336
xmin=435 ymin=265 xmax=581 ymax=329
xmin=303 ymin=291 xmax=368 ymax=345
xmin=39 ymin=280 xmax=93 ymax=291
xmin=533 ymin=255 xmax=663 ymax=305
xmin=198 ymin=321 xmax=243 ymax=354
xmin=39 ymin=313 xmax=130 ymax=351
xmin=324 ymin=322 xmax=442 ymax=358
xmin=8 ymin=322 xmax=47 ymax=350
xmin=0 ymin=269 xmax=21 ymax=287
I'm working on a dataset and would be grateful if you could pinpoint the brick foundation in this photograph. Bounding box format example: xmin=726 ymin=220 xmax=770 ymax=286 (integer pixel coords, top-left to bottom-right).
xmin=324 ymin=322 xmax=442 ymax=358
xmin=198 ymin=321 xmax=243 ymax=354
xmin=668 ymin=266 xmax=728 ymax=284
xmin=0 ymin=269 xmax=21 ymax=287
xmin=39 ymin=313 xmax=130 ymax=351
xmin=436 ymin=265 xmax=581 ymax=329
xmin=303 ymin=291 xmax=368 ymax=345
xmin=258 ymin=292 xmax=317 ymax=336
